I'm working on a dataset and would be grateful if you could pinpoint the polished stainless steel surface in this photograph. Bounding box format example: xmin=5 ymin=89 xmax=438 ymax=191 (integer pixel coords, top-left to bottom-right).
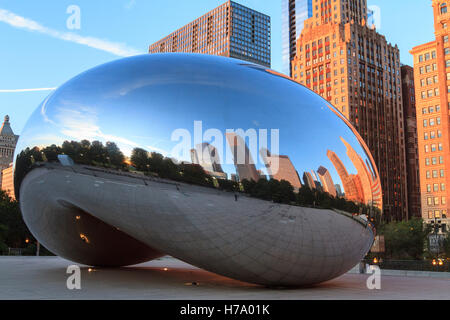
xmin=15 ymin=53 xmax=380 ymax=286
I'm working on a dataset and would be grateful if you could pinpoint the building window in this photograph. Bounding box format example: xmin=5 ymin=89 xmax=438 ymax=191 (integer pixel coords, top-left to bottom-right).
xmin=441 ymin=169 xmax=445 ymax=177
xmin=425 ymin=132 xmax=429 ymax=140
xmin=441 ymin=183 xmax=446 ymax=191
xmin=440 ymin=155 xmax=444 ymax=163
xmin=434 ymin=184 xmax=439 ymax=192
xmin=424 ymin=119 xmax=428 ymax=127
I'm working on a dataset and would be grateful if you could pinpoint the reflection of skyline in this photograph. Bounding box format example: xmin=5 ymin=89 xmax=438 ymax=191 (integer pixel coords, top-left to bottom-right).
xmin=303 ymin=172 xmax=315 ymax=190
xmin=17 ymin=58 xmax=381 ymax=209
xmin=327 ymin=149 xmax=364 ymax=203
xmin=225 ymin=132 xmax=260 ymax=182
xmin=317 ymin=166 xmax=337 ymax=197
xmin=260 ymin=148 xmax=302 ymax=189
xmin=190 ymin=142 xmax=224 ymax=173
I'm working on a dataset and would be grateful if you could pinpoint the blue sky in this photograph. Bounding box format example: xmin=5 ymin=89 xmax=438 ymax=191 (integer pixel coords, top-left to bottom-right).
xmin=0 ymin=0 xmax=436 ymax=135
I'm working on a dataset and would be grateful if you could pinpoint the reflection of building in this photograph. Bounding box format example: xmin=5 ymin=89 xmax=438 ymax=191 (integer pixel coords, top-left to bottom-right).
xmin=191 ymin=143 xmax=226 ymax=180
xmin=327 ymin=150 xmax=363 ymax=203
xmin=0 ymin=115 xmax=19 ymax=173
xmin=291 ymin=0 xmax=408 ymax=220
xmin=281 ymin=0 xmax=312 ymax=75
xmin=1 ymin=164 xmax=15 ymax=200
xmin=303 ymin=172 xmax=315 ymax=190
xmin=260 ymin=148 xmax=302 ymax=189
xmin=317 ymin=166 xmax=337 ymax=197
xmin=335 ymin=184 xmax=344 ymax=197
xmin=341 ymin=137 xmax=373 ymax=205
xmin=191 ymin=143 xmax=223 ymax=173
xmin=401 ymin=65 xmax=421 ymax=219
xmin=226 ymin=133 xmax=260 ymax=182
xmin=148 ymin=1 xmax=271 ymax=67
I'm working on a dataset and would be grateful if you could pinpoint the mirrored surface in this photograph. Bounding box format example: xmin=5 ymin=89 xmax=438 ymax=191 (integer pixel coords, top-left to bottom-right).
xmin=14 ymin=53 xmax=379 ymax=286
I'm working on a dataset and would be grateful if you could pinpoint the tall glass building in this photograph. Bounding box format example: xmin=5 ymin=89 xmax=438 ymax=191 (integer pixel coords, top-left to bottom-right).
xmin=281 ymin=0 xmax=312 ymax=75
xmin=148 ymin=1 xmax=271 ymax=67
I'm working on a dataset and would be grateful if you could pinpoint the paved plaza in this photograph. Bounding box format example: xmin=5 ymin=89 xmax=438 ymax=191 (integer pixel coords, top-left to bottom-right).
xmin=0 ymin=256 xmax=449 ymax=300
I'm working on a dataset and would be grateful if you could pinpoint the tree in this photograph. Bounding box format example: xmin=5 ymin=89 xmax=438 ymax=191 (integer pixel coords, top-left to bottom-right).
xmin=379 ymin=217 xmax=431 ymax=260
xmin=106 ymin=142 xmax=125 ymax=168
xmin=130 ymin=148 xmax=149 ymax=171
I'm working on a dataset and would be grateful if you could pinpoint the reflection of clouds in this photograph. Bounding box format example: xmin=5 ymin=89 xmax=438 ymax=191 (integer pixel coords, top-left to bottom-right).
xmin=40 ymin=95 xmax=56 ymax=125
xmin=53 ymin=101 xmax=138 ymax=156
xmin=146 ymin=145 xmax=169 ymax=156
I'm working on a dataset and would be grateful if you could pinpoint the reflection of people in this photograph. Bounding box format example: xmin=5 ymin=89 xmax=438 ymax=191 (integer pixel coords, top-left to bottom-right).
xmin=234 ymin=193 xmax=238 ymax=201
xmin=359 ymin=260 xmax=366 ymax=274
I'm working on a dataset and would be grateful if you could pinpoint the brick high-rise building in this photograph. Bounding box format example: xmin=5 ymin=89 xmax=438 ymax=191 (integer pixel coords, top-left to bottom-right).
xmin=410 ymin=0 xmax=450 ymax=232
xmin=401 ymin=65 xmax=421 ymax=219
xmin=291 ymin=0 xmax=408 ymax=221
xmin=148 ymin=1 xmax=271 ymax=67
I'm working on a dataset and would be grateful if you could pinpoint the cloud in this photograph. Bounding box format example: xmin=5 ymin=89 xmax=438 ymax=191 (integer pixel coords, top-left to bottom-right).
xmin=0 ymin=87 xmax=56 ymax=93
xmin=0 ymin=8 xmax=143 ymax=57
xmin=124 ymin=0 xmax=137 ymax=10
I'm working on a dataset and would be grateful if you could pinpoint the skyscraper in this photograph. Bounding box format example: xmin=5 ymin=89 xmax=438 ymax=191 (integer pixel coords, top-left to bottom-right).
xmin=410 ymin=0 xmax=450 ymax=230
xmin=401 ymin=65 xmax=421 ymax=219
xmin=281 ymin=0 xmax=313 ymax=75
xmin=302 ymin=171 xmax=316 ymax=190
xmin=326 ymin=150 xmax=363 ymax=204
xmin=260 ymin=148 xmax=302 ymax=189
xmin=226 ymin=132 xmax=260 ymax=182
xmin=148 ymin=1 xmax=271 ymax=67
xmin=341 ymin=137 xmax=374 ymax=206
xmin=291 ymin=0 xmax=408 ymax=220
xmin=191 ymin=143 xmax=224 ymax=174
xmin=317 ymin=165 xmax=337 ymax=197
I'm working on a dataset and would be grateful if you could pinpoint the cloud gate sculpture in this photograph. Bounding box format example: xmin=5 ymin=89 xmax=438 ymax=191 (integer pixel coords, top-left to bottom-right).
xmin=14 ymin=53 xmax=380 ymax=286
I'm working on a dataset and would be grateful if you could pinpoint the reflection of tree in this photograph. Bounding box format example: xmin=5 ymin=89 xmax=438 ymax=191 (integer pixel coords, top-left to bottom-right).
xmin=240 ymin=176 xmax=376 ymax=214
xmin=130 ymin=147 xmax=214 ymax=187
xmin=14 ymin=140 xmax=127 ymax=199
xmin=14 ymin=142 xmax=380 ymax=217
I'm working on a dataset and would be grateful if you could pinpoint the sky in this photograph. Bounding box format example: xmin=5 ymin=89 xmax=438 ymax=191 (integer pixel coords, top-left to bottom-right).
xmin=0 ymin=0 xmax=436 ymax=135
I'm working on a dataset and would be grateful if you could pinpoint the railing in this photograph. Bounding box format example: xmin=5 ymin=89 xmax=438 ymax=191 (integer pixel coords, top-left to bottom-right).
xmin=363 ymin=258 xmax=450 ymax=272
